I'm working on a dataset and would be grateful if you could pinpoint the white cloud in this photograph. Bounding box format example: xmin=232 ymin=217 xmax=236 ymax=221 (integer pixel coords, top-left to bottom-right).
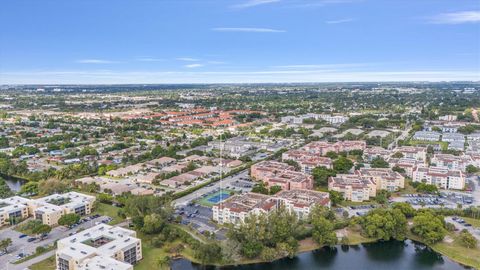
xmin=428 ymin=11 xmax=480 ymax=24
xmin=184 ymin=64 xmax=204 ymax=68
xmin=232 ymin=0 xmax=280 ymax=9
xmin=76 ymin=59 xmax=117 ymax=64
xmin=326 ymin=18 xmax=354 ymax=24
xmin=212 ymin=27 xmax=285 ymax=33
xmin=176 ymin=57 xmax=200 ymax=62
xmin=2 ymin=69 xmax=479 ymax=84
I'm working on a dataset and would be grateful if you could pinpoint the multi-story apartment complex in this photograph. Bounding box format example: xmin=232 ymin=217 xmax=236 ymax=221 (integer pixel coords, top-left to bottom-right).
xmin=413 ymin=167 xmax=465 ymax=190
xmin=413 ymin=131 xmax=441 ymax=141
xmin=302 ymin=140 xmax=366 ymax=156
xmin=328 ymin=174 xmax=376 ymax=202
xmin=212 ymin=190 xmax=330 ymax=224
xmin=356 ymin=168 xmax=405 ymax=192
xmin=363 ymin=147 xmax=391 ymax=162
xmin=0 ymin=192 xmax=95 ymax=226
xmin=393 ymin=146 xmax=427 ymax=161
xmin=282 ymin=149 xmax=332 ymax=173
xmin=387 ymin=157 xmax=424 ymax=178
xmin=56 ymin=224 xmax=142 ymax=270
xmin=431 ymin=154 xmax=473 ymax=172
xmin=0 ymin=196 xmax=31 ymax=226
xmin=250 ymin=161 xmax=313 ymax=191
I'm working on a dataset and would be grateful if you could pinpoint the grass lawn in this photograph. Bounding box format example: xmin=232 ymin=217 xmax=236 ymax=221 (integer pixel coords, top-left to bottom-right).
xmin=463 ymin=217 xmax=480 ymax=228
xmin=29 ymin=255 xmax=56 ymax=270
xmin=408 ymin=140 xmax=448 ymax=150
xmin=134 ymin=233 xmax=197 ymax=270
xmin=339 ymin=200 xmax=379 ymax=207
xmin=408 ymin=232 xmax=480 ymax=269
xmin=15 ymin=220 xmax=43 ymax=236
xmin=93 ymin=203 xmax=122 ymax=225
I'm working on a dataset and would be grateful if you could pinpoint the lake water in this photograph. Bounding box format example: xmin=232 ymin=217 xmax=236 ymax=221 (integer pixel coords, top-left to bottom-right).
xmin=171 ymin=240 xmax=471 ymax=270
xmin=4 ymin=178 xmax=26 ymax=192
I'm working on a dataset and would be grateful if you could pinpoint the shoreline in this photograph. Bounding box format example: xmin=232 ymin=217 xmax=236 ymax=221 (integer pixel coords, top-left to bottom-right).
xmin=176 ymin=235 xmax=478 ymax=269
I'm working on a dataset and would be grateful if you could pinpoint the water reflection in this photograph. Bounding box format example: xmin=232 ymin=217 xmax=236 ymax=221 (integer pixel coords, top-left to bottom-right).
xmin=171 ymin=240 xmax=469 ymax=270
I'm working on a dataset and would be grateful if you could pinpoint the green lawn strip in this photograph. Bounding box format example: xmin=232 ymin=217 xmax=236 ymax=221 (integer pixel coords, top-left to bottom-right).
xmin=463 ymin=217 xmax=480 ymax=228
xmin=29 ymin=255 xmax=56 ymax=270
xmin=93 ymin=202 xmax=122 ymax=225
xmin=13 ymin=244 xmax=56 ymax=264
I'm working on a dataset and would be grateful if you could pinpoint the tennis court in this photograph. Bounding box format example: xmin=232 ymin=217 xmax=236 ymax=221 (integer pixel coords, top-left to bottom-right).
xmin=198 ymin=189 xmax=235 ymax=206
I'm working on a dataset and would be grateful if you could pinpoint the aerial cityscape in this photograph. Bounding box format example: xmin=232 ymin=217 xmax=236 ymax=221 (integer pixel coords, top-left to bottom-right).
xmin=0 ymin=1 xmax=479 ymax=270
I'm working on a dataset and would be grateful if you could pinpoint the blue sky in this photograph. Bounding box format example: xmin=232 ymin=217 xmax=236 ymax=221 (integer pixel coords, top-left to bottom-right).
xmin=0 ymin=0 xmax=479 ymax=84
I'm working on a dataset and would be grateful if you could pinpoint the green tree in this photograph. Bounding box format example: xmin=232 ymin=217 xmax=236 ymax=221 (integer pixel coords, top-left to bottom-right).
xmin=466 ymin=165 xmax=479 ymax=174
xmin=312 ymin=216 xmax=337 ymax=247
xmin=333 ymin=157 xmax=353 ymax=173
xmin=411 ymin=210 xmax=446 ymax=245
xmin=269 ymin=185 xmax=282 ymax=195
xmin=328 ymin=190 xmax=344 ymax=206
xmin=392 ymin=202 xmax=416 ymax=218
xmin=143 ymin=213 xmax=166 ymax=234
xmin=20 ymin=181 xmax=39 ymax=195
xmin=193 ymin=242 xmax=223 ymax=264
xmin=361 ymin=208 xmax=407 ymax=241
xmin=58 ymin=213 xmax=80 ymax=227
xmin=312 ymin=166 xmax=336 ymax=187
xmin=371 ymin=157 xmax=389 ymax=168
xmin=0 ymin=238 xmax=12 ymax=253
xmin=32 ymin=224 xmax=52 ymax=239
xmin=459 ymin=229 xmax=478 ymax=249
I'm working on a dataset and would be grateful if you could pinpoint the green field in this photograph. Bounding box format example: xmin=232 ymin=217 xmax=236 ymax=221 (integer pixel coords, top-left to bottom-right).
xmin=93 ymin=203 xmax=123 ymax=225
xmin=29 ymin=255 xmax=56 ymax=270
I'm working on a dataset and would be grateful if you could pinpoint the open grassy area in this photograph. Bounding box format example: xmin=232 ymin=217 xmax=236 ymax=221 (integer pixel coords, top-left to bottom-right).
xmin=134 ymin=234 xmax=197 ymax=270
xmin=29 ymin=255 xmax=56 ymax=270
xmin=15 ymin=219 xmax=43 ymax=236
xmin=463 ymin=217 xmax=480 ymax=228
xmin=408 ymin=232 xmax=480 ymax=269
xmin=408 ymin=140 xmax=448 ymax=151
xmin=93 ymin=202 xmax=122 ymax=225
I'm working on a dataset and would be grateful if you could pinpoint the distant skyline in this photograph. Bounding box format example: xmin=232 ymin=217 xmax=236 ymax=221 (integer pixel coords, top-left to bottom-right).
xmin=0 ymin=0 xmax=479 ymax=84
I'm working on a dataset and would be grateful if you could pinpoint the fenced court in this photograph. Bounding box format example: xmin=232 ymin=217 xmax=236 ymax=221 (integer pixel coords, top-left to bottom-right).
xmin=198 ymin=189 xmax=235 ymax=206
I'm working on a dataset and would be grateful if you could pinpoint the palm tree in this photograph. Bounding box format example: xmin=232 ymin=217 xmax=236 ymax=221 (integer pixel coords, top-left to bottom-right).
xmin=156 ymin=255 xmax=171 ymax=270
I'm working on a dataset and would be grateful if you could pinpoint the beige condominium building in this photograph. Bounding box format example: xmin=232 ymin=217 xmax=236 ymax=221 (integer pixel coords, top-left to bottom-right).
xmin=56 ymin=224 xmax=142 ymax=270
xmin=0 ymin=191 xmax=95 ymax=226
xmin=328 ymin=174 xmax=377 ymax=202
xmin=213 ymin=189 xmax=330 ymax=225
xmin=0 ymin=196 xmax=31 ymax=226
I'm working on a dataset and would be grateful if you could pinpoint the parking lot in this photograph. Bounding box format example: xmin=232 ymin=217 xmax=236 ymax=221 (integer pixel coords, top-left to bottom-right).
xmin=0 ymin=215 xmax=111 ymax=270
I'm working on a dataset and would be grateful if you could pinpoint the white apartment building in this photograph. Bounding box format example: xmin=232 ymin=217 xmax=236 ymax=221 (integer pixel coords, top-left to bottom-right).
xmin=56 ymin=224 xmax=142 ymax=270
xmin=413 ymin=167 xmax=465 ymax=190
xmin=393 ymin=146 xmax=427 ymax=161
xmin=431 ymin=154 xmax=473 ymax=172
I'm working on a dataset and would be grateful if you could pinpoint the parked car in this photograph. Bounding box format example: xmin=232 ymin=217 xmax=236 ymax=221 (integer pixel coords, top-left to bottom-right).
xmin=18 ymin=234 xmax=28 ymax=238
xmin=27 ymin=237 xmax=37 ymax=242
